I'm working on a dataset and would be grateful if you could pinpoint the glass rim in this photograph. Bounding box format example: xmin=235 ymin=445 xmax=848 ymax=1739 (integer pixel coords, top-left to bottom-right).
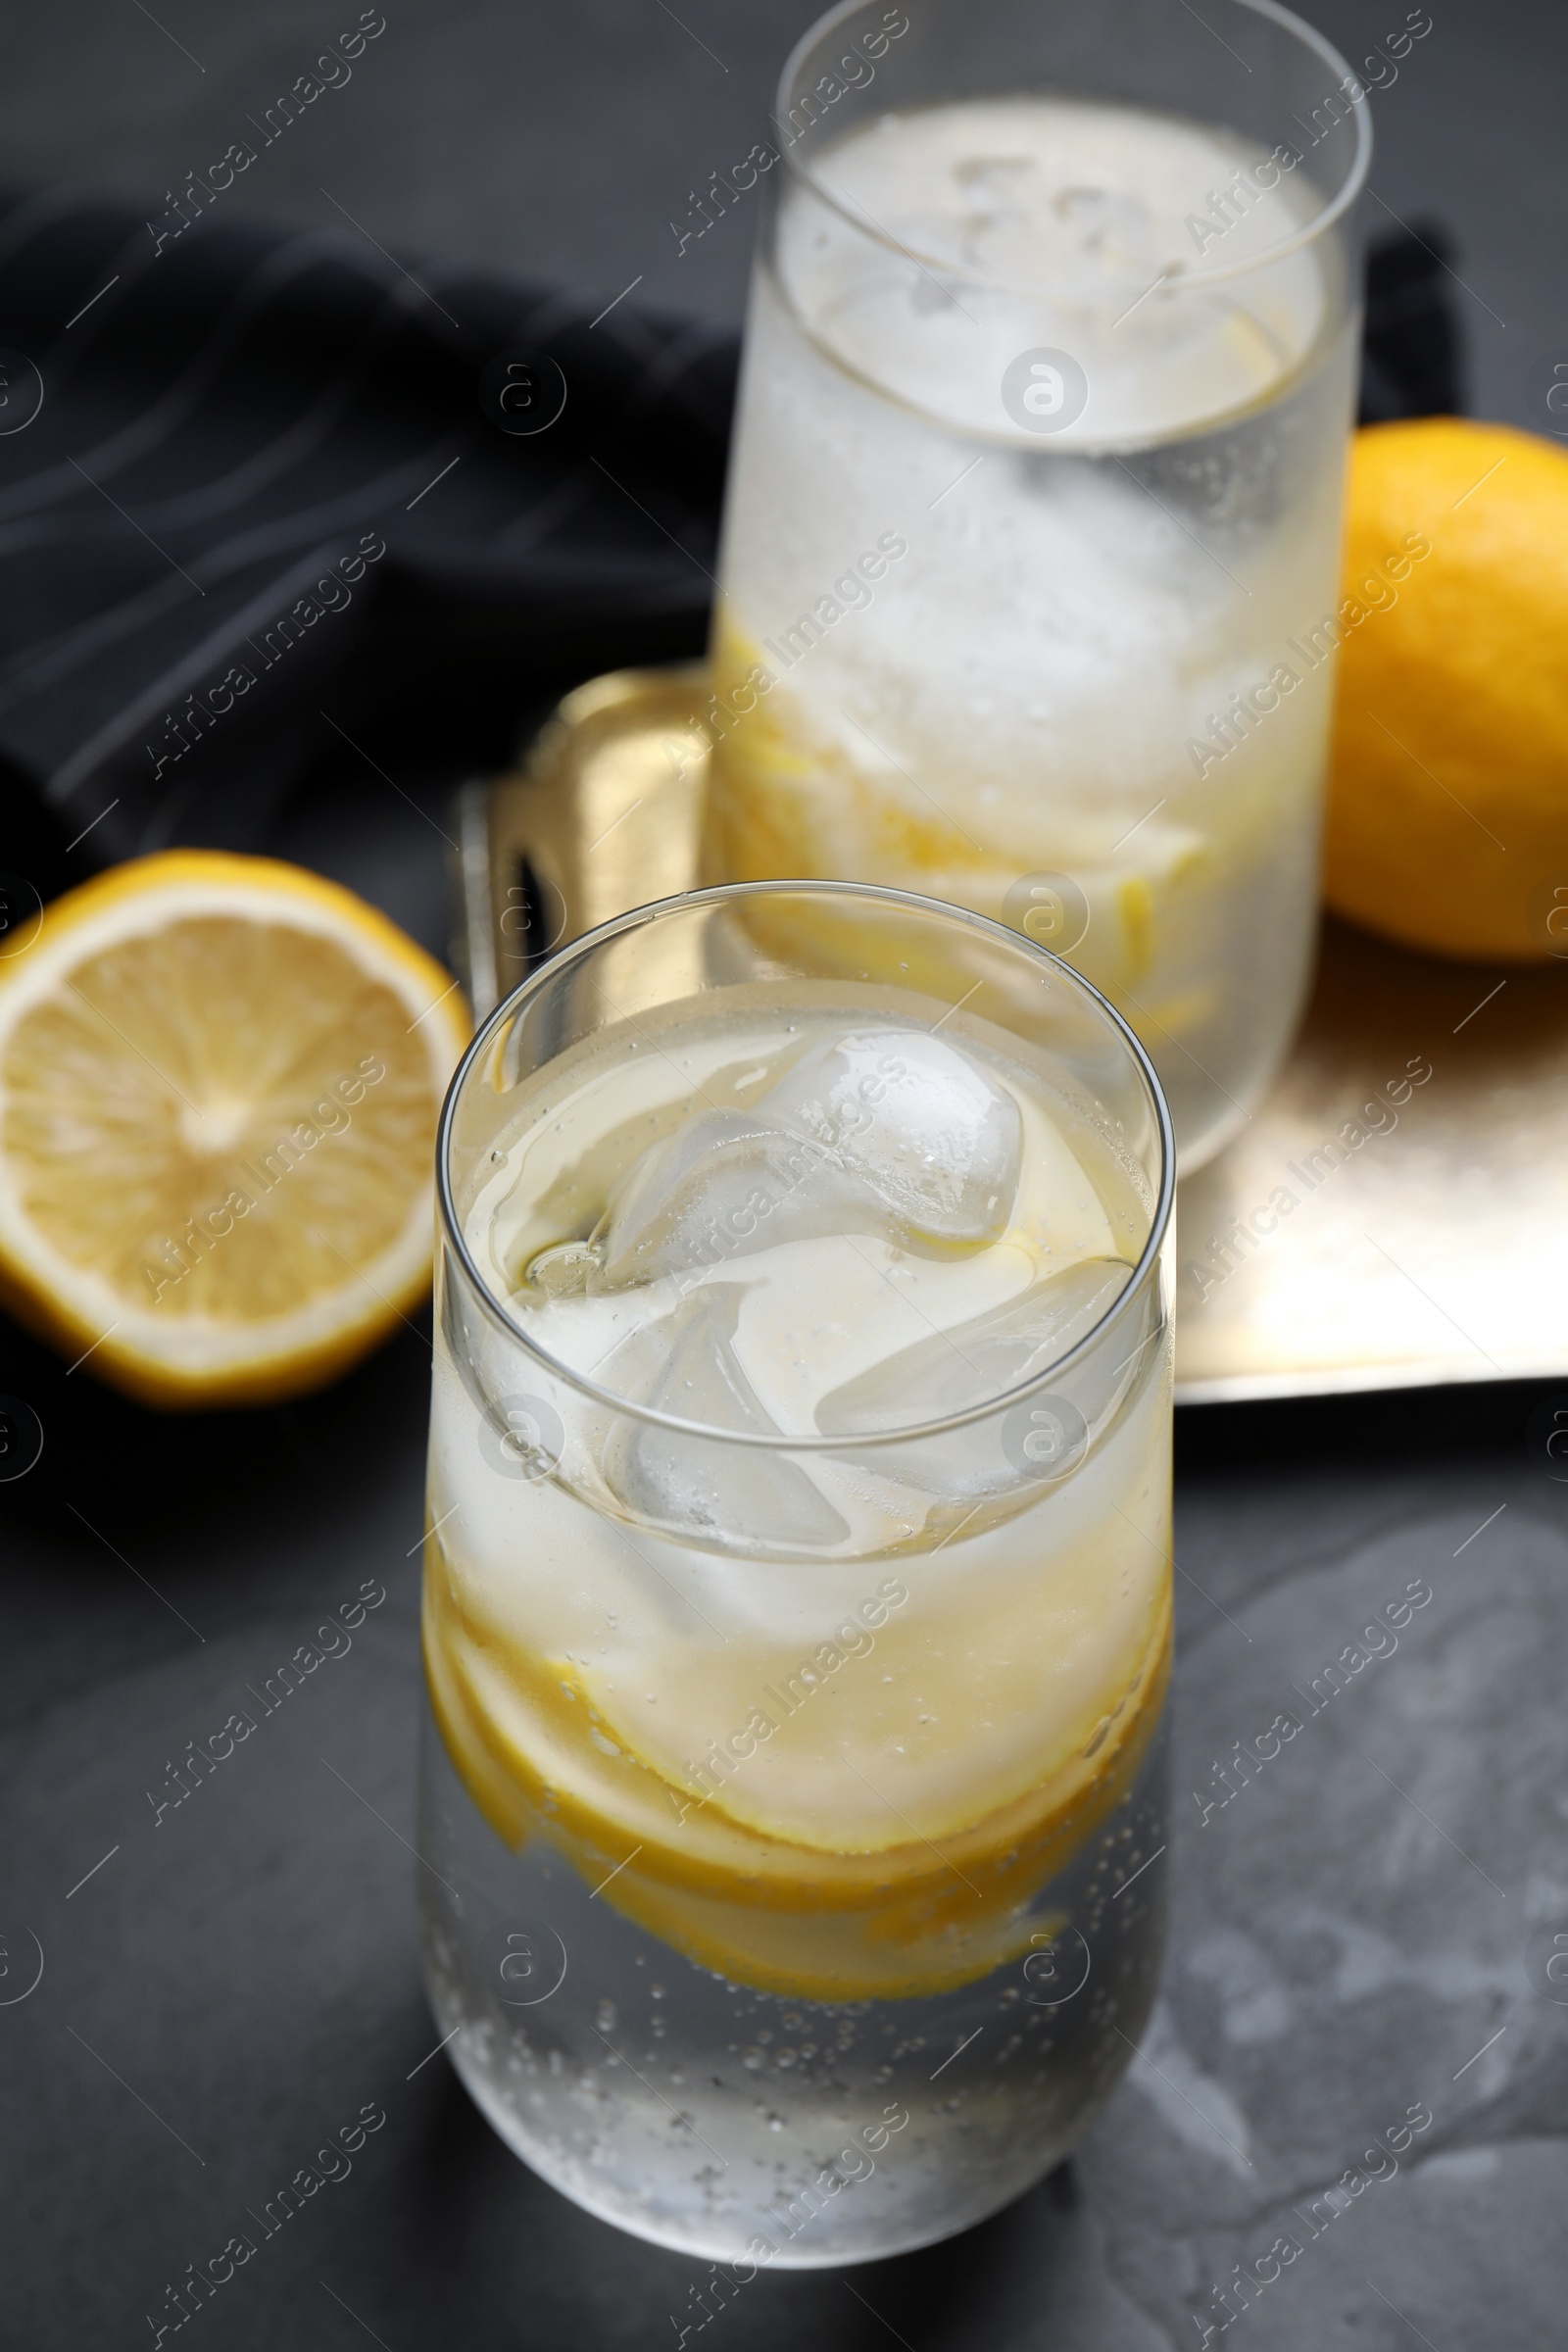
xmin=436 ymin=879 xmax=1175 ymax=1453
xmin=773 ymin=0 xmax=1373 ymax=300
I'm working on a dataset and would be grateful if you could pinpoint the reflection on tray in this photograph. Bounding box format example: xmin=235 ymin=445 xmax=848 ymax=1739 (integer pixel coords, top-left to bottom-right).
xmin=452 ymin=666 xmax=1568 ymax=1402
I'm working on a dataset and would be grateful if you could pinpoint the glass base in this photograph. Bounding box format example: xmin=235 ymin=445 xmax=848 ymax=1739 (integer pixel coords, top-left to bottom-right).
xmin=416 ymin=1694 xmax=1167 ymax=2266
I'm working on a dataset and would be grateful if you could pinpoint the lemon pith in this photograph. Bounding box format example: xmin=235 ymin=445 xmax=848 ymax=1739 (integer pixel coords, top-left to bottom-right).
xmin=0 ymin=851 xmax=469 ymax=1406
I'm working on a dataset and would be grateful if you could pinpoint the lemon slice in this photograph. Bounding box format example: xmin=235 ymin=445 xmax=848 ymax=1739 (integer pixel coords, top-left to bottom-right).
xmin=0 ymin=851 xmax=469 ymax=1406
xmin=423 ymin=1542 xmax=1172 ymax=1999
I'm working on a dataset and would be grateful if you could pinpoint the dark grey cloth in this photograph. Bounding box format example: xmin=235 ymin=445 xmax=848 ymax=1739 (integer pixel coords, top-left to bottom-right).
xmin=0 ymin=187 xmax=735 ymax=876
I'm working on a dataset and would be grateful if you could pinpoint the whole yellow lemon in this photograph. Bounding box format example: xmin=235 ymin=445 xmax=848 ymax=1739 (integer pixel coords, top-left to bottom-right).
xmin=1324 ymin=417 xmax=1568 ymax=961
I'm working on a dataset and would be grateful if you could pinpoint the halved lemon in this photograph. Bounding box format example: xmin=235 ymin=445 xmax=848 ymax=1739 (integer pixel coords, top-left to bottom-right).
xmin=0 ymin=851 xmax=469 ymax=1407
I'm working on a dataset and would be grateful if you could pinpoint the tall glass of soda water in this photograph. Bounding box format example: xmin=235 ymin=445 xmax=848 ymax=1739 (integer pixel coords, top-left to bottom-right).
xmin=703 ymin=0 xmax=1371 ymax=1170
xmin=420 ymin=881 xmax=1174 ymax=2264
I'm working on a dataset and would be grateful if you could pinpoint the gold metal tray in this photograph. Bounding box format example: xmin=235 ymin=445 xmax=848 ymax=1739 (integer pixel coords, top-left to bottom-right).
xmin=453 ymin=666 xmax=1568 ymax=1404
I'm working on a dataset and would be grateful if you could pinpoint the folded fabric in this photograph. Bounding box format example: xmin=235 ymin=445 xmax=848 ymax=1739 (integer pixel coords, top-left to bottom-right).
xmin=0 ymin=187 xmax=737 ymax=875
xmin=0 ymin=193 xmax=1457 ymax=880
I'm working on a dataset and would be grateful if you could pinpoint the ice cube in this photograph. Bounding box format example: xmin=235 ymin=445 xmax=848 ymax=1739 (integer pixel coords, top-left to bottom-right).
xmin=601 ymin=1289 xmax=849 ymax=1552
xmin=813 ymin=1256 xmax=1139 ymax=1508
xmin=595 ymin=1027 xmax=1022 ymax=1292
xmin=595 ymin=1108 xmax=898 ymax=1290
xmin=815 ymin=1256 xmax=1132 ymax=1434
xmin=761 ymin=1030 xmax=1022 ymax=1250
xmin=521 ymin=1239 xmax=602 ymax=1298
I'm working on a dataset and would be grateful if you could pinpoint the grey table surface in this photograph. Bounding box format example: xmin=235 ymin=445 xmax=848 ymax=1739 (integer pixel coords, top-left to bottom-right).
xmin=4 ymin=3 xmax=1568 ymax=2345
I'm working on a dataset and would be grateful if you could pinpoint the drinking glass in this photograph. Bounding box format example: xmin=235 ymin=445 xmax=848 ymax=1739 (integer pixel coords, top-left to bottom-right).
xmin=418 ymin=880 xmax=1174 ymax=2265
xmin=703 ymin=0 xmax=1372 ymax=1171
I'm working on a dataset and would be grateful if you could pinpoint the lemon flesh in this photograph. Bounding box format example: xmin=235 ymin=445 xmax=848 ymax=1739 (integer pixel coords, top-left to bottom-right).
xmin=0 ymin=852 xmax=468 ymax=1404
